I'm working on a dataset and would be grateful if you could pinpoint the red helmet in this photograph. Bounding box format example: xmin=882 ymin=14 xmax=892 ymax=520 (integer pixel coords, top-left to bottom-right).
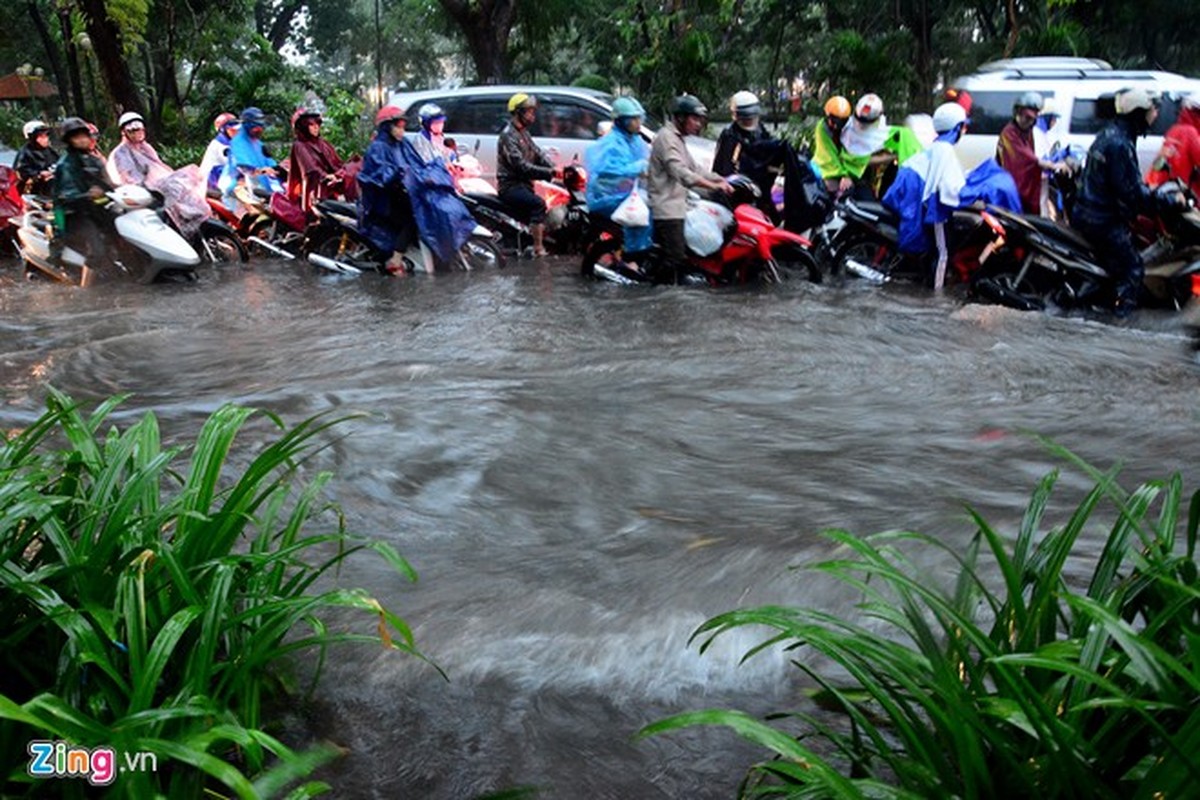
xmin=375 ymin=105 xmax=406 ymax=126
xmin=213 ymin=112 xmax=238 ymax=132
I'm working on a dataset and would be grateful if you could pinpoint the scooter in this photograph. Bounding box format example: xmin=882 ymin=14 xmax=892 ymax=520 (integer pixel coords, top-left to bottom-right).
xmin=17 ymin=185 xmax=200 ymax=285
xmin=302 ymin=197 xmax=505 ymax=275
xmin=971 ymin=183 xmax=1200 ymax=312
xmin=580 ymin=175 xmax=820 ymax=286
xmin=458 ymin=160 xmax=590 ymax=256
xmin=0 ymin=165 xmax=25 ymax=256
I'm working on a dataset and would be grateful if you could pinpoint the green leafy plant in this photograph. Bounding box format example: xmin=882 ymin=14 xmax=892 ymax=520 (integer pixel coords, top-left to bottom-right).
xmin=642 ymin=441 xmax=1200 ymax=798
xmin=0 ymin=389 xmax=425 ymax=798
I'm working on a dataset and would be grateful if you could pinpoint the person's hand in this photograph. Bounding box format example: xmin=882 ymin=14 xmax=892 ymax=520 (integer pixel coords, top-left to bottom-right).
xmin=838 ymin=177 xmax=854 ymax=195
xmin=87 ymin=186 xmax=105 ymax=199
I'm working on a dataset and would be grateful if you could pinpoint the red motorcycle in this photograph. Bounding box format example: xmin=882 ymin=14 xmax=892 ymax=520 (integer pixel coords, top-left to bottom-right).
xmin=580 ymin=175 xmax=820 ymax=285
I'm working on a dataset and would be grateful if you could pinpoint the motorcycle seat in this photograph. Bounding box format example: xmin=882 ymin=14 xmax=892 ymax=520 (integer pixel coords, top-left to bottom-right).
xmin=843 ymin=199 xmax=900 ymax=227
xmin=317 ymin=199 xmax=357 ymax=218
xmin=464 ymin=192 xmax=509 ymax=212
xmin=1023 ymin=215 xmax=1095 ymax=254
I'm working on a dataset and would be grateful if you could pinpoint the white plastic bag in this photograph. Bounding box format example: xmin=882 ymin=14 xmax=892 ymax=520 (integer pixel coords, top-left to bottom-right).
xmin=684 ymin=200 xmax=734 ymax=256
xmin=611 ymin=181 xmax=650 ymax=228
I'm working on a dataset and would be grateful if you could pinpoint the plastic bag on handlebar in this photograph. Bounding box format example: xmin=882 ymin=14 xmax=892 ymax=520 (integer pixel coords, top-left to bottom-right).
xmin=611 ymin=181 xmax=650 ymax=228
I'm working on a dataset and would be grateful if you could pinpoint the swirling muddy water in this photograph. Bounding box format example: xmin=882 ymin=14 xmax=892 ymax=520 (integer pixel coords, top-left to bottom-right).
xmin=2 ymin=258 xmax=1197 ymax=798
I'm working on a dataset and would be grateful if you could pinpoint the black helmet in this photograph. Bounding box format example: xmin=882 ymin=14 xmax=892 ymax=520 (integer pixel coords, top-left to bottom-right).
xmin=60 ymin=116 xmax=91 ymax=142
xmin=671 ymin=94 xmax=709 ymax=118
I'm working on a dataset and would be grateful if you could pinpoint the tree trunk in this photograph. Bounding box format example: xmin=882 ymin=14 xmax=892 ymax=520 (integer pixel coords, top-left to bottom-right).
xmin=58 ymin=3 xmax=87 ymax=115
xmin=75 ymin=0 xmax=144 ymax=117
xmin=258 ymin=0 xmax=306 ymax=52
xmin=26 ymin=1 xmax=69 ymax=113
xmin=438 ymin=0 xmax=517 ymax=83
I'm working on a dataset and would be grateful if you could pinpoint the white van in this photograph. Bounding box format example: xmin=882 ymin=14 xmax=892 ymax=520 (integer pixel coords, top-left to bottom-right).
xmin=389 ymin=85 xmax=716 ymax=183
xmin=950 ymin=57 xmax=1200 ymax=173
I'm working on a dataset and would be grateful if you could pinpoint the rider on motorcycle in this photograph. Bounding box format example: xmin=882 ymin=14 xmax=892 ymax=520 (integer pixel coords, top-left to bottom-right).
xmin=813 ymin=95 xmax=869 ymax=198
xmin=647 ymin=94 xmax=731 ymax=283
xmin=996 ymin=92 xmax=1069 ymax=216
xmin=286 ymin=107 xmax=345 ymax=214
xmin=1073 ymin=88 xmax=1186 ymax=317
xmin=712 ymin=91 xmax=780 ymax=217
xmin=199 ymin=113 xmax=239 ymax=193
xmin=840 ymin=94 xmax=922 ymax=199
xmin=398 ymin=103 xmax=478 ymax=268
xmin=222 ymin=107 xmax=280 ymax=200
xmin=498 ymin=93 xmax=559 ymax=257
xmin=52 ymin=117 xmax=115 ymax=264
xmin=13 ymin=120 xmax=59 ymax=196
xmin=585 ymin=96 xmax=652 ymax=258
xmin=107 ymin=112 xmax=169 ymax=187
xmin=1147 ymin=94 xmax=1200 ymax=198
xmin=357 ymin=105 xmax=415 ymax=273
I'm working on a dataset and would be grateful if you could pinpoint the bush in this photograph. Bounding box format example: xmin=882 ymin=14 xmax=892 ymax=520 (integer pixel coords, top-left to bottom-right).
xmin=0 ymin=389 xmax=425 ymax=798
xmin=642 ymin=441 xmax=1200 ymax=798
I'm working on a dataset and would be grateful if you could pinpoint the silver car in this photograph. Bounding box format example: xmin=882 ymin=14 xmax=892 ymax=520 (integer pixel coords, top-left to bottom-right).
xmin=389 ymin=85 xmax=717 ymax=183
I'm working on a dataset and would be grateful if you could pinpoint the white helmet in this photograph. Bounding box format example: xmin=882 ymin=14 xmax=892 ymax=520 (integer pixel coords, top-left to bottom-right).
xmin=1114 ymin=88 xmax=1157 ymax=115
xmin=1040 ymin=97 xmax=1059 ymax=117
xmin=118 ymin=111 xmax=145 ymax=130
xmin=730 ymin=90 xmax=761 ymax=118
xmin=932 ymin=102 xmax=968 ymax=133
xmin=23 ymin=120 xmax=49 ymax=139
xmin=855 ymin=94 xmax=884 ymax=123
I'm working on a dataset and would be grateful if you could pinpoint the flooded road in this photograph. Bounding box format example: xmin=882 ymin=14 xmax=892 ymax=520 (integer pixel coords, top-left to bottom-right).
xmin=1 ymin=258 xmax=1197 ymax=798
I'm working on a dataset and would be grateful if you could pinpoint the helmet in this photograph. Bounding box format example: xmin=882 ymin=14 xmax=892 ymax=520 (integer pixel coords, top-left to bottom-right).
xmin=1014 ymin=91 xmax=1044 ymax=112
xmin=932 ymin=102 xmax=968 ymax=133
xmin=1115 ymin=87 xmax=1157 ymax=115
xmin=213 ymin=112 xmax=238 ymax=132
xmin=824 ymin=96 xmax=852 ymax=119
xmin=23 ymin=120 xmax=48 ymax=139
xmin=671 ymin=94 xmax=709 ymax=118
xmin=60 ymin=117 xmax=91 ymax=142
xmin=508 ymin=93 xmax=537 ymax=113
xmin=730 ymin=90 xmax=761 ymax=118
xmin=611 ymin=96 xmax=645 ymax=120
xmin=374 ymin=105 xmax=406 ymax=126
xmin=1182 ymin=94 xmax=1200 ymax=112
xmin=118 ymin=111 xmax=145 ymax=130
xmin=241 ymin=107 xmax=267 ymax=127
xmin=418 ymin=103 xmax=445 ymax=125
xmin=292 ymin=107 xmax=321 ymax=129
xmin=854 ymin=93 xmax=883 ymax=123
xmin=944 ymin=88 xmax=973 ymax=114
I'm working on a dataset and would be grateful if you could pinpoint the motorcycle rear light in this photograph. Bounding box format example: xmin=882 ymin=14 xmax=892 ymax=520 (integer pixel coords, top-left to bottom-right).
xmin=1191 ymin=274 xmax=1200 ymax=297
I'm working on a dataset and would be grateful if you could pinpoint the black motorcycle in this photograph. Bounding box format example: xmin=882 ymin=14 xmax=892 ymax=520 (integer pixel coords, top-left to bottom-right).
xmin=460 ymin=162 xmax=590 ymax=257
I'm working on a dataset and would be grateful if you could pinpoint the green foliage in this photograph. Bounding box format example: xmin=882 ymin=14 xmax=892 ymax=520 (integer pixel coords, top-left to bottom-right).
xmin=0 ymin=106 xmax=29 ymax=151
xmin=642 ymin=443 xmax=1200 ymax=798
xmin=0 ymin=389 xmax=425 ymax=798
xmin=572 ymin=73 xmax=611 ymax=93
xmin=318 ymin=87 xmax=369 ymax=160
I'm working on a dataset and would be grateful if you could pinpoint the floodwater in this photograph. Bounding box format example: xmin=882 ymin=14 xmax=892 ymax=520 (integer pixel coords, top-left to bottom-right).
xmin=1 ymin=258 xmax=1197 ymax=798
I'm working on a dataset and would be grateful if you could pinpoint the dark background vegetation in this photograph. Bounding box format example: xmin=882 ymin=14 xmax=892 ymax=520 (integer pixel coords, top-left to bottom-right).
xmin=1 ymin=1 xmax=1197 ymax=157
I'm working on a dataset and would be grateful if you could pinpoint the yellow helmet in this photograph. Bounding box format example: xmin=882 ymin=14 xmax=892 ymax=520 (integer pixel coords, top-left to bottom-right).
xmin=508 ymin=93 xmax=538 ymax=113
xmin=823 ymin=96 xmax=852 ymax=119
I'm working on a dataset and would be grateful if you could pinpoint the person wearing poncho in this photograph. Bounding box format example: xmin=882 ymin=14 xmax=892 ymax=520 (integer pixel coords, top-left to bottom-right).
xmin=287 ymin=108 xmax=345 ymax=214
xmin=398 ymin=103 xmax=477 ymax=267
xmin=585 ymin=96 xmax=652 ymax=254
xmin=840 ymin=94 xmax=922 ymax=199
xmin=812 ymin=96 xmax=868 ymax=198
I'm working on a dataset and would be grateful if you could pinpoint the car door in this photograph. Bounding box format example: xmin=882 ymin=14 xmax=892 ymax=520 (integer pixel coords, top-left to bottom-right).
xmin=533 ymin=95 xmax=607 ymax=168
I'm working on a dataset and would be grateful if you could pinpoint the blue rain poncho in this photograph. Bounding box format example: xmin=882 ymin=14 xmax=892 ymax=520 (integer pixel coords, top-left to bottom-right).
xmin=221 ymin=127 xmax=279 ymax=195
xmin=584 ymin=126 xmax=652 ymax=251
xmin=400 ymin=132 xmax=477 ymax=265
xmin=356 ymin=122 xmax=411 ymax=255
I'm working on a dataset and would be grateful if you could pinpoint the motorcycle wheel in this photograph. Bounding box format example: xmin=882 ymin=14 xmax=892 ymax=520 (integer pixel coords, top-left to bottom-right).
xmin=768 ymin=243 xmax=822 ymax=283
xmin=580 ymin=237 xmax=648 ymax=284
xmin=458 ymin=234 xmax=505 ymax=270
xmin=832 ymin=234 xmax=904 ymax=283
xmin=197 ymin=227 xmax=248 ymax=265
xmin=313 ymin=229 xmax=379 ymax=270
xmin=970 ymin=266 xmax=1046 ymax=312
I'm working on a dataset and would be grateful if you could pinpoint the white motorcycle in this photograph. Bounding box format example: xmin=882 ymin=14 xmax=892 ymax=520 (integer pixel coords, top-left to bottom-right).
xmin=18 ymin=185 xmax=201 ymax=285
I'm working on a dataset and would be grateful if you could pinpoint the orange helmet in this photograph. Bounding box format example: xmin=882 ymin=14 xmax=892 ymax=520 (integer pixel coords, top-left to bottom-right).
xmin=823 ymin=96 xmax=852 ymax=119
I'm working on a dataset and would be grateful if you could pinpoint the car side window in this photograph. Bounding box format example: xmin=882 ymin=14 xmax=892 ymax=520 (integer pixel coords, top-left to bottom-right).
xmin=966 ymin=91 xmax=1057 ymax=135
xmin=536 ymin=98 xmax=602 ymax=140
xmin=464 ymin=98 xmax=509 ymax=135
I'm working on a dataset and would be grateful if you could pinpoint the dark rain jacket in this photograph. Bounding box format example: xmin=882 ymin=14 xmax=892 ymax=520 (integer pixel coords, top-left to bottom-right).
xmin=1073 ymin=117 xmax=1158 ymax=229
xmin=287 ymin=122 xmax=344 ymax=213
xmin=14 ymin=142 xmax=59 ymax=195
xmin=497 ymin=122 xmax=553 ymax=194
xmin=53 ymin=148 xmax=112 ymax=212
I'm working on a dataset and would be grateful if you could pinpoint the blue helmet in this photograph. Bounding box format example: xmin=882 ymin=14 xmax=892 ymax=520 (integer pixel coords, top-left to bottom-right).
xmin=611 ymin=96 xmax=645 ymax=120
xmin=241 ymin=107 xmax=267 ymax=127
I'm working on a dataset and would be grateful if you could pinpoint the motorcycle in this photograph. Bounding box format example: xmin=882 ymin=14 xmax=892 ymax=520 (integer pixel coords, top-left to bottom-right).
xmin=17 ymin=185 xmax=200 ymax=285
xmin=579 ymin=175 xmax=820 ymax=286
xmin=971 ymin=182 xmax=1200 ymax=313
xmin=823 ymin=196 xmax=995 ymax=287
xmin=458 ymin=158 xmax=590 ymax=256
xmin=0 ymin=165 xmax=25 ymax=256
xmin=302 ymin=197 xmax=505 ymax=275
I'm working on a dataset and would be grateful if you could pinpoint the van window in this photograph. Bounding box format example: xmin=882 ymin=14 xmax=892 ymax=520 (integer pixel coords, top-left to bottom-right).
xmin=1071 ymin=94 xmax=1181 ymax=135
xmin=964 ymin=91 xmax=1057 ymax=135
